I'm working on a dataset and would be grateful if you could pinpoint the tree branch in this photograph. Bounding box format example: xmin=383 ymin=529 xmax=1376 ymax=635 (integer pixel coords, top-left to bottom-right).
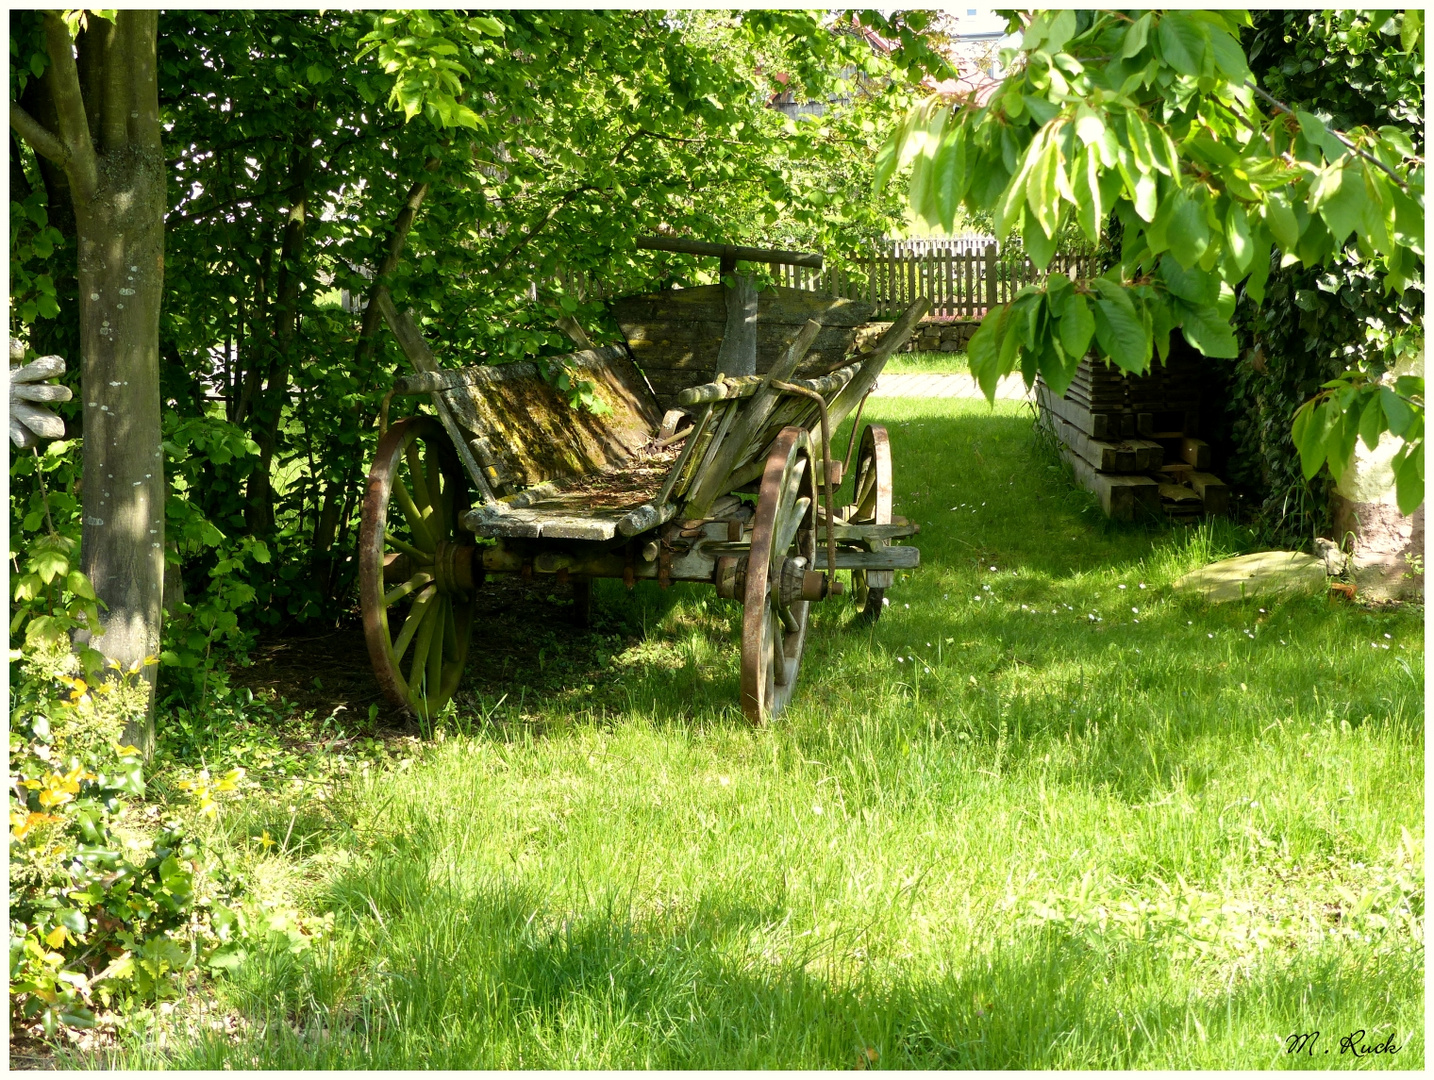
xmin=124 ymin=10 xmax=161 ymax=153
xmin=1248 ymin=82 xmax=1410 ymax=190
xmin=9 ymin=102 xmax=68 ymax=165
xmin=97 ymin=13 xmax=130 ymax=151
xmin=356 ymin=156 xmax=442 ymax=367
xmin=41 ymin=11 xmax=97 ymax=198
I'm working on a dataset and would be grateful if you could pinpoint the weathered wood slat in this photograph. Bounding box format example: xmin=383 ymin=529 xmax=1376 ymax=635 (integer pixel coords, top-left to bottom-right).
xmin=677 ymin=361 xmax=860 ymax=407
xmin=376 ymin=288 xmax=499 ymax=506
xmin=824 ymin=299 xmax=930 ymax=442
xmin=684 ymin=319 xmax=823 ymax=516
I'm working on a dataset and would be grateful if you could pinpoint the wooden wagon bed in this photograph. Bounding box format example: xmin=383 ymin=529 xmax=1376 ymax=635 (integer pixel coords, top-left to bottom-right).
xmin=362 ymin=242 xmax=929 ymax=724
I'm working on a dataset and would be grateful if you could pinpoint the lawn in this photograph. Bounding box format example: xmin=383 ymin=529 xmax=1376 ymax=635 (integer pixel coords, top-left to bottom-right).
xmin=96 ymin=395 xmax=1423 ymax=1069
xmin=884 ymin=349 xmax=969 ymax=374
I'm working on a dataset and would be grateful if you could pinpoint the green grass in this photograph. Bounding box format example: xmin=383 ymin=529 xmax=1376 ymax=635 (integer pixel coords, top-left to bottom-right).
xmin=99 ymin=397 xmax=1423 ymax=1069
xmin=884 ymin=349 xmax=968 ymax=374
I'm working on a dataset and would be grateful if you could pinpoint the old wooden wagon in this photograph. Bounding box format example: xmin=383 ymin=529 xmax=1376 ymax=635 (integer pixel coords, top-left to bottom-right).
xmin=360 ymin=238 xmax=928 ymax=723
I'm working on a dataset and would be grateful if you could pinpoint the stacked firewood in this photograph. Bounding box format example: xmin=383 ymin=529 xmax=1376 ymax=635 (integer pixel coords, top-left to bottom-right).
xmin=1035 ymin=348 xmax=1229 ymax=521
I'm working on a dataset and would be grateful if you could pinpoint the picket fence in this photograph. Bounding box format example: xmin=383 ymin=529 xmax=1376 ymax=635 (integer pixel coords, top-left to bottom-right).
xmin=553 ymin=238 xmax=1100 ymax=320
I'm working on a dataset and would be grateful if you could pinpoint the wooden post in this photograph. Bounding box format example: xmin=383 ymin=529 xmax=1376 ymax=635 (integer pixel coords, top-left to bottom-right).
xmin=714 ymin=253 xmax=759 ymax=378
xmin=984 ymin=244 xmax=997 ymax=313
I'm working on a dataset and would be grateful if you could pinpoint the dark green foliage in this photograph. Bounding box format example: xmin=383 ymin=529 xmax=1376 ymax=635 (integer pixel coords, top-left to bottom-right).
xmin=1214 ymin=10 xmax=1425 ymax=538
xmin=11 ymin=10 xmax=919 ymax=677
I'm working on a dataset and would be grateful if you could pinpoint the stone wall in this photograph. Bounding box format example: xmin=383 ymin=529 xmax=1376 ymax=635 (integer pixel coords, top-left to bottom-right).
xmin=855 ymin=318 xmax=980 ymax=354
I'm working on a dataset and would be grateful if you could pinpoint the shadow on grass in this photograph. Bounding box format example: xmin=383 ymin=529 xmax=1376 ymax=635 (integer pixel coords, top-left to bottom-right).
xmin=137 ymin=865 xmax=1421 ymax=1070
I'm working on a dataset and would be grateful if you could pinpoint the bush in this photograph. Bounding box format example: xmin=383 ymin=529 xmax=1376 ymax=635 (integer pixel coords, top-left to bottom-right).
xmin=7 ymin=644 xmax=223 ymax=1037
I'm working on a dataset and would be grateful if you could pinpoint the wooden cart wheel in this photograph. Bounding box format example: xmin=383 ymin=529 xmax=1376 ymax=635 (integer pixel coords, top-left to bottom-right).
xmin=849 ymin=424 xmax=893 ymax=624
xmin=741 ymin=426 xmax=817 ymax=723
xmin=359 ymin=416 xmax=476 ymax=719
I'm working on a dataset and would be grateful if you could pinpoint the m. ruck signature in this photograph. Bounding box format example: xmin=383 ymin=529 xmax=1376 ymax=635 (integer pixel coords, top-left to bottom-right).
xmin=1285 ymin=1030 xmax=1400 ymax=1058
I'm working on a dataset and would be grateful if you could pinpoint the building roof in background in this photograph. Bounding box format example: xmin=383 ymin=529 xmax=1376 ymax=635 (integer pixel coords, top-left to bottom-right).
xmin=853 ymin=8 xmax=1014 ymax=106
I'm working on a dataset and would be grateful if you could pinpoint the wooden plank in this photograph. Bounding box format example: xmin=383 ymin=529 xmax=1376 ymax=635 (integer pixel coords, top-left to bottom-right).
xmin=1057 ymin=444 xmax=1160 ymax=520
xmin=1043 ymin=410 xmax=1149 ymax=473
xmin=1036 ymin=382 xmax=1112 ymax=439
xmin=825 ymin=298 xmax=930 ymax=436
xmin=635 ymin=235 xmax=822 ymax=268
xmin=1180 ymin=437 xmax=1212 ymax=469
xmin=1188 ymin=470 xmax=1229 ymax=516
xmin=826 ymin=521 xmax=920 ymax=541
xmin=683 ymin=319 xmax=822 ymax=514
xmin=715 ymin=273 xmax=760 ymax=378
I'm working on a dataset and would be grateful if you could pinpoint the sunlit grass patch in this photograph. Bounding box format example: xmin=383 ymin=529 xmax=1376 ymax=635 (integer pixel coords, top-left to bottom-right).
xmin=91 ymin=395 xmax=1423 ymax=1070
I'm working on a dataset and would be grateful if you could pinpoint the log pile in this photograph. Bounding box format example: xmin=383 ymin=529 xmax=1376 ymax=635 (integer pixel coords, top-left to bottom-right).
xmin=1036 ymin=347 xmax=1229 ymax=521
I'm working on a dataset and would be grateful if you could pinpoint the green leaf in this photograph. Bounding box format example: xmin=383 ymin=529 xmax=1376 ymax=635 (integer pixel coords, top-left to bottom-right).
xmin=1158 ymin=254 xmax=1217 ymax=306
xmin=1044 ymin=9 xmax=1077 ymax=52
xmin=1381 ymin=386 xmax=1414 ymax=437
xmin=1057 ymin=290 xmax=1095 ymax=360
xmin=1393 ymin=444 xmax=1423 ymax=516
xmin=1359 ymin=389 xmax=1387 ymax=451
xmin=1207 ymin=25 xmax=1251 ymax=80
xmin=1166 ymin=192 xmax=1211 ymax=268
xmin=1025 ymin=135 xmax=1061 ymax=240
xmin=1022 ymin=209 xmax=1058 ymax=269
xmin=1313 ymin=161 xmax=1365 ymax=246
xmin=1156 ymin=12 xmax=1209 ymax=77
xmin=1091 ymin=287 xmax=1149 ymax=373
xmin=65 ymin=571 xmax=95 ymax=600
xmin=907 ymin=104 xmax=949 ymax=222
xmin=471 ymin=14 xmax=505 ymax=36
xmin=1176 ymin=301 xmax=1238 ymax=358
xmin=967 ymin=306 xmax=1008 ymax=400
xmin=1401 ymin=10 xmax=1423 ymax=53
xmin=931 ymin=121 xmax=971 ymax=232
xmin=1263 ymin=191 xmax=1299 ymax=252
xmin=1122 ymin=13 xmax=1153 ymax=58
xmin=1296 ymin=110 xmax=1346 ymax=161
xmin=1073 ymin=147 xmax=1104 ymax=242
xmin=1225 ymin=203 xmax=1253 ymax=273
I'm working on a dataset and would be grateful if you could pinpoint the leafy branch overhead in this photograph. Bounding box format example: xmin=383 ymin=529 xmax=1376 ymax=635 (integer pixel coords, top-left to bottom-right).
xmin=877 ymin=8 xmax=1424 ymax=512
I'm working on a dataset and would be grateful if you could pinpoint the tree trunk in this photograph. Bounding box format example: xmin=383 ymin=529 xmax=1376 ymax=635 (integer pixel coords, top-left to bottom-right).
xmin=11 ymin=11 xmax=166 ymax=754
xmin=245 ymin=138 xmax=314 ymax=535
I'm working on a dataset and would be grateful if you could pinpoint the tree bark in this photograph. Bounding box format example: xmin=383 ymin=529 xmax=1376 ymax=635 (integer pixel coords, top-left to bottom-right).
xmin=10 ymin=11 xmax=167 ymax=754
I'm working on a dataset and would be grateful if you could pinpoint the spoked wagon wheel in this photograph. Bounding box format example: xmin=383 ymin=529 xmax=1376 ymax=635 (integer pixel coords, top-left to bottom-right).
xmin=849 ymin=424 xmax=893 ymax=625
xmin=741 ymin=426 xmax=817 ymax=723
xmin=359 ymin=416 xmax=476 ymax=720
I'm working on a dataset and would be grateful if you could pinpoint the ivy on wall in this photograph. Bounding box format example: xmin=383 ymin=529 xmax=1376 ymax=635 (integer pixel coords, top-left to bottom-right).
xmin=1212 ymin=9 xmax=1424 ymax=538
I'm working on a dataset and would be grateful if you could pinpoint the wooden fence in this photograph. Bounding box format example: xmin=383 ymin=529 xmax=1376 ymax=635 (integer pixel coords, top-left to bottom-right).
xmin=551 ymin=240 xmax=1100 ymax=320
xmin=778 ymin=244 xmax=1101 ymax=319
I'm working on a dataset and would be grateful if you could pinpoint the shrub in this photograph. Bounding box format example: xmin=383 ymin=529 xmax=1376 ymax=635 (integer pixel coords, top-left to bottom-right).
xmin=7 ymin=643 xmax=220 ymax=1036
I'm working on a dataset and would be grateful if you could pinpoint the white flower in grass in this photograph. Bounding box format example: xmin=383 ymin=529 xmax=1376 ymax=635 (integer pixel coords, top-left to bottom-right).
xmin=813 ymin=804 xmax=823 ymax=815
xmin=1138 ymin=583 xmax=1146 ymax=589
xmin=1131 ymin=607 xmax=1138 ymax=613
xmin=1118 ymin=584 xmax=1126 ymax=590
xmin=989 ymin=566 xmax=997 ymax=571
xmin=896 ymin=656 xmax=904 ymax=663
